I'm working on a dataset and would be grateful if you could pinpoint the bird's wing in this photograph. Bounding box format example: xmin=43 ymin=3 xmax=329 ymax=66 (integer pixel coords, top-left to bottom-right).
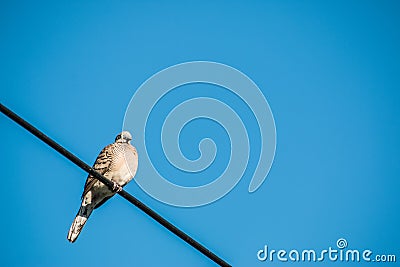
xmin=81 ymin=143 xmax=115 ymax=199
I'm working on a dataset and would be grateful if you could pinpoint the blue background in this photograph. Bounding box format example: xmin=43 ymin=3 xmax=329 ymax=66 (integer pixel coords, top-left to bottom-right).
xmin=1 ymin=1 xmax=399 ymax=266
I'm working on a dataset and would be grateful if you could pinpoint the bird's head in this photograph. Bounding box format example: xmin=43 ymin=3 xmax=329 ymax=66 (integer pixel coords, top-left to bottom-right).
xmin=115 ymin=131 xmax=132 ymax=144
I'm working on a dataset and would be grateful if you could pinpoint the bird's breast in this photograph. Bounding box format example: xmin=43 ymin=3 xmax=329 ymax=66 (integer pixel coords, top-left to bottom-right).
xmin=112 ymin=145 xmax=138 ymax=185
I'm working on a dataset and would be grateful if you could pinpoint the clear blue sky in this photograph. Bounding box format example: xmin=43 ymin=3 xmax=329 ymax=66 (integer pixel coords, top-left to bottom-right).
xmin=1 ymin=1 xmax=399 ymax=266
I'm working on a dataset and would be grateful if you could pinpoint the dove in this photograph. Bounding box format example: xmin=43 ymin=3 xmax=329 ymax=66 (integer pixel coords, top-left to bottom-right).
xmin=67 ymin=131 xmax=138 ymax=242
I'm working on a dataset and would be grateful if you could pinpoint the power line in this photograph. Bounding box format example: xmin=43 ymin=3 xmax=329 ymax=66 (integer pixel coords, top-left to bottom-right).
xmin=0 ymin=103 xmax=231 ymax=267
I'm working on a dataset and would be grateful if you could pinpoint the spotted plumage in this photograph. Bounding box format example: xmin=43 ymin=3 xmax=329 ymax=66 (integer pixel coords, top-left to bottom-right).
xmin=67 ymin=131 xmax=138 ymax=243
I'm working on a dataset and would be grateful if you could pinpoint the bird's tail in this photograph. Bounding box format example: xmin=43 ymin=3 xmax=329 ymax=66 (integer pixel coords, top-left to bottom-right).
xmin=67 ymin=204 xmax=93 ymax=243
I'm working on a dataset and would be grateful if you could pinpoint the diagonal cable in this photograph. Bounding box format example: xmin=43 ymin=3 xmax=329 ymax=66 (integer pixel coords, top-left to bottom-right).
xmin=0 ymin=102 xmax=231 ymax=267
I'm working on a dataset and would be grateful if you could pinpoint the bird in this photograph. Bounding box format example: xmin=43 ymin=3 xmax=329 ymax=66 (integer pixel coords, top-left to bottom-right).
xmin=67 ymin=131 xmax=138 ymax=243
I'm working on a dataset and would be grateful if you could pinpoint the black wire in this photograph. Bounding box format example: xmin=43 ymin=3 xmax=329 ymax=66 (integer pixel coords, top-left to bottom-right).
xmin=0 ymin=102 xmax=231 ymax=267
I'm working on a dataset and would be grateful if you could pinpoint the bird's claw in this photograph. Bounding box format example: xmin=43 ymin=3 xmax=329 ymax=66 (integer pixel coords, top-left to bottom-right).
xmin=112 ymin=182 xmax=123 ymax=193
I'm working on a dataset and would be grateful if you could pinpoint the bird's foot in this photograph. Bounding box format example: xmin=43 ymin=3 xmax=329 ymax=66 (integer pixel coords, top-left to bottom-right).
xmin=112 ymin=182 xmax=123 ymax=193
